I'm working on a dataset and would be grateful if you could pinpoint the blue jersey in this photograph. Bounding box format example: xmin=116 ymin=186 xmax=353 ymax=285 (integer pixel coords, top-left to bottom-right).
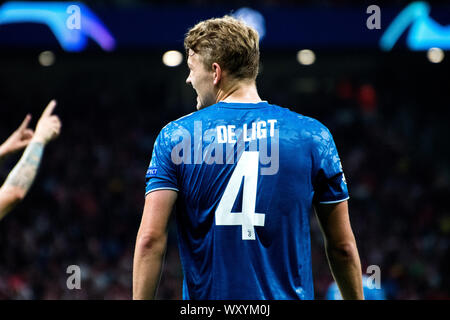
xmin=145 ymin=101 xmax=349 ymax=300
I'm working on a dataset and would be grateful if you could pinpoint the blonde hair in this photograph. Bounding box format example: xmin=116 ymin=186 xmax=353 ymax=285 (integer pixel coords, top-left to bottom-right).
xmin=184 ymin=15 xmax=260 ymax=80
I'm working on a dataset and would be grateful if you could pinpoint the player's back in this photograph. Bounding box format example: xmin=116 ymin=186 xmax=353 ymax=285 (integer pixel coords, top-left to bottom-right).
xmin=145 ymin=101 xmax=348 ymax=300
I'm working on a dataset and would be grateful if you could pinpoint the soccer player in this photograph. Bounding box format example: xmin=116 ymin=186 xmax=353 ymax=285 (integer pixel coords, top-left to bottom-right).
xmin=133 ymin=16 xmax=363 ymax=300
xmin=0 ymin=100 xmax=61 ymax=220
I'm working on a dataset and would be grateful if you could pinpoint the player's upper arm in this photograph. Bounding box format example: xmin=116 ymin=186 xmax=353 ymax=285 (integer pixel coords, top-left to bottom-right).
xmin=137 ymin=189 xmax=178 ymax=244
xmin=314 ymin=200 xmax=356 ymax=248
xmin=145 ymin=123 xmax=179 ymax=195
xmin=310 ymin=122 xmax=349 ymax=205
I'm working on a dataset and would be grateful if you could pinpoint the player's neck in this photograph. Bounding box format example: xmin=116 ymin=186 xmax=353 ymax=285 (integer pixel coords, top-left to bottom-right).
xmin=216 ymin=80 xmax=262 ymax=104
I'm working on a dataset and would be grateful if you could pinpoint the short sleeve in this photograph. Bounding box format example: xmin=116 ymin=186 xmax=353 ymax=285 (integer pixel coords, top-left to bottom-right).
xmin=311 ymin=125 xmax=349 ymax=204
xmin=145 ymin=124 xmax=179 ymax=195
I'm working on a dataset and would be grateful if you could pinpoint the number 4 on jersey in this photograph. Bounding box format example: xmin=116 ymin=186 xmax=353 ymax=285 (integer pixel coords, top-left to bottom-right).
xmin=215 ymin=151 xmax=265 ymax=240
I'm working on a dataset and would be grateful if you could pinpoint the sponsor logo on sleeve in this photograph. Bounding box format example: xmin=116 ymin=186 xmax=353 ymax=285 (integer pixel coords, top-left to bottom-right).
xmin=146 ymin=167 xmax=158 ymax=178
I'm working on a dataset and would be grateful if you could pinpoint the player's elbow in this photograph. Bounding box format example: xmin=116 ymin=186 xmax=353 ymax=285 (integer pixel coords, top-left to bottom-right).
xmin=0 ymin=186 xmax=26 ymax=211
xmin=135 ymin=230 xmax=167 ymax=255
xmin=327 ymin=241 xmax=358 ymax=261
xmin=13 ymin=188 xmax=27 ymax=202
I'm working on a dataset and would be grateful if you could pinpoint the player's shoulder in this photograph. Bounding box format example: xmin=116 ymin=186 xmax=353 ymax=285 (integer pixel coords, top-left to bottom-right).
xmin=159 ymin=111 xmax=196 ymax=133
xmin=165 ymin=106 xmax=215 ymax=128
xmin=272 ymin=103 xmax=332 ymax=139
xmin=157 ymin=108 xmax=213 ymax=142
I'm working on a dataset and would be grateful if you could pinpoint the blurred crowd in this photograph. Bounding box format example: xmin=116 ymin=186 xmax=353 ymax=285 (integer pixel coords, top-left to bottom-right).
xmin=0 ymin=50 xmax=448 ymax=300
xmin=308 ymin=79 xmax=450 ymax=300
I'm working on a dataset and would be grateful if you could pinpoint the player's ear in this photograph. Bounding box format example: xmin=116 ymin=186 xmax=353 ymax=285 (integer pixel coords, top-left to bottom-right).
xmin=212 ymin=62 xmax=222 ymax=85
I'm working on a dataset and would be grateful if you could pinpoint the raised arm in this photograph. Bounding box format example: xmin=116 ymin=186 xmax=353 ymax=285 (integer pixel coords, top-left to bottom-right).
xmin=0 ymin=100 xmax=61 ymax=220
xmin=314 ymin=200 xmax=364 ymax=300
xmin=0 ymin=114 xmax=34 ymax=166
xmin=133 ymin=189 xmax=178 ymax=300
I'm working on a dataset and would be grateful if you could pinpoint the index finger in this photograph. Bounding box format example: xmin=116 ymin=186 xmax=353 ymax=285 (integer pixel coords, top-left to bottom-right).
xmin=41 ymin=99 xmax=57 ymax=117
xmin=18 ymin=114 xmax=32 ymax=131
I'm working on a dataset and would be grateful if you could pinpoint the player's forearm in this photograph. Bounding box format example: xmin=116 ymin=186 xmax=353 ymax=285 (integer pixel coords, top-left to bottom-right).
xmin=325 ymin=242 xmax=364 ymax=300
xmin=2 ymin=141 xmax=44 ymax=199
xmin=132 ymin=233 xmax=167 ymax=300
xmin=0 ymin=141 xmax=45 ymax=219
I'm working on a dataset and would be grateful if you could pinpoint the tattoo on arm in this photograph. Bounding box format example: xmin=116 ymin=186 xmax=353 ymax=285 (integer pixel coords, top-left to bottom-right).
xmin=4 ymin=142 xmax=44 ymax=192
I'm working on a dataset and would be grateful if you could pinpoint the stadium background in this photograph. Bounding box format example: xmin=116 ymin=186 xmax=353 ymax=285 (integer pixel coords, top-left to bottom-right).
xmin=0 ymin=0 xmax=449 ymax=299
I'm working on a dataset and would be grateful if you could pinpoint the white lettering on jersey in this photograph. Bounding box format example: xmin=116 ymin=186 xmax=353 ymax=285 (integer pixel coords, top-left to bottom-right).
xmin=216 ymin=120 xmax=277 ymax=144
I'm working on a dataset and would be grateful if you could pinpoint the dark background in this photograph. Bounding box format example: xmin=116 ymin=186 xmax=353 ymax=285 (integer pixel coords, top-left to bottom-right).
xmin=0 ymin=0 xmax=449 ymax=299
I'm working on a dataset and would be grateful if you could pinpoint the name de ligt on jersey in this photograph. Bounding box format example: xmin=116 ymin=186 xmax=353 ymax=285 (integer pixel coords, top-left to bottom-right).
xmin=167 ymin=119 xmax=279 ymax=176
